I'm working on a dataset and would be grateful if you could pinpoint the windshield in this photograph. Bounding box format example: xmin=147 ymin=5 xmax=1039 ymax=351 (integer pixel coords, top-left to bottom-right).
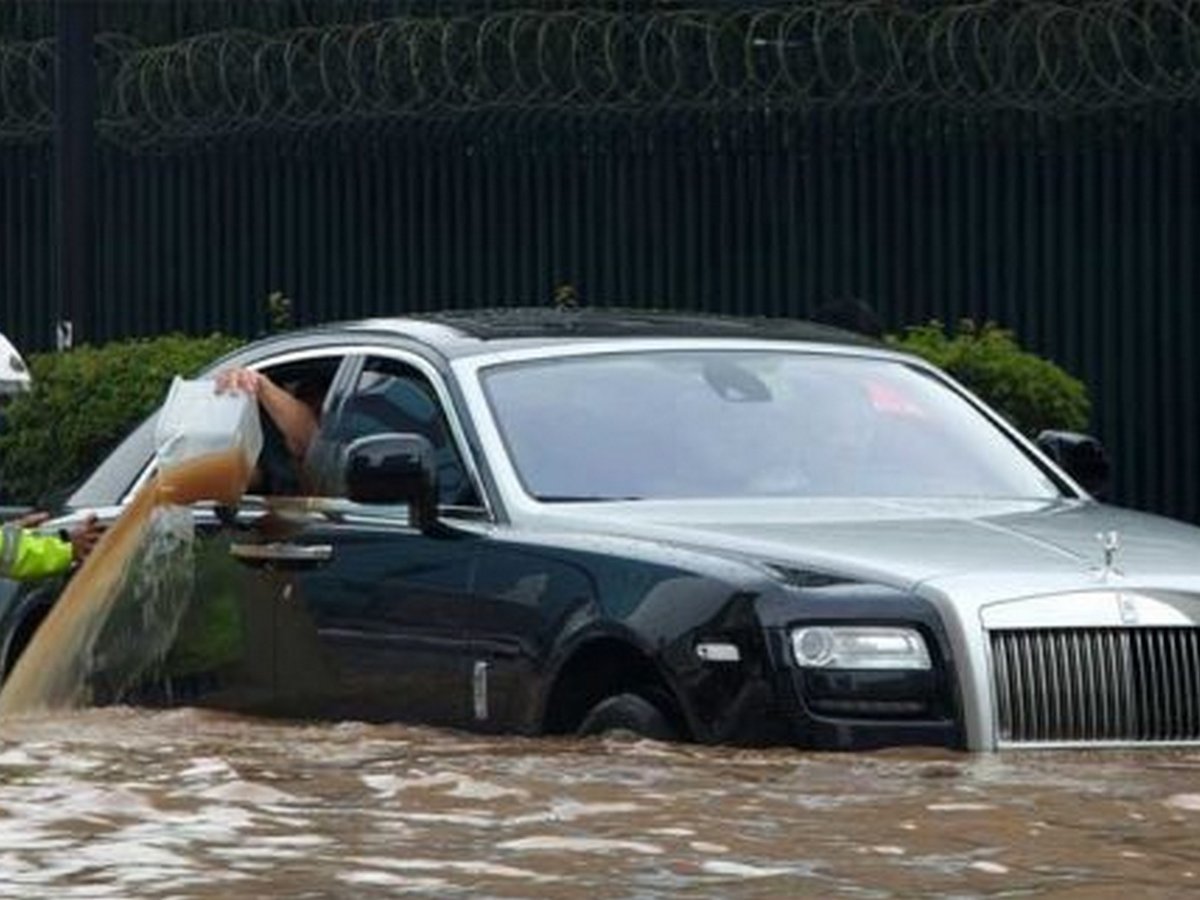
xmin=481 ymin=350 xmax=1062 ymax=502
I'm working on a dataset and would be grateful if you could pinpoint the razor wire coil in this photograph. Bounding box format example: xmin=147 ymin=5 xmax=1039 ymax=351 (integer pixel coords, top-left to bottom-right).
xmin=4 ymin=1 xmax=1200 ymax=146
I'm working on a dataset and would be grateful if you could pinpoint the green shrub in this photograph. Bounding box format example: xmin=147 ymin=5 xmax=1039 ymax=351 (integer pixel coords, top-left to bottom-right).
xmin=888 ymin=320 xmax=1090 ymax=437
xmin=0 ymin=333 xmax=244 ymax=506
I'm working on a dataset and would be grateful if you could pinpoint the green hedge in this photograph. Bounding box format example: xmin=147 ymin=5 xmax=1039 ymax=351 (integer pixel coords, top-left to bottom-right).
xmin=888 ymin=320 xmax=1091 ymax=438
xmin=0 ymin=333 xmax=244 ymax=506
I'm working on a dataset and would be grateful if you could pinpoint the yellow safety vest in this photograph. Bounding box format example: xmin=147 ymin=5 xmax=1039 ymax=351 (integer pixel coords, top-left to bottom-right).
xmin=0 ymin=523 xmax=72 ymax=581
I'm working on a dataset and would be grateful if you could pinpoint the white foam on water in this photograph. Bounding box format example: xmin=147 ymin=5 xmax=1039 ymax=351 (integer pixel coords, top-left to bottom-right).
xmin=195 ymin=780 xmax=300 ymax=805
xmin=71 ymin=784 xmax=161 ymax=816
xmin=504 ymin=799 xmax=643 ymax=826
xmin=31 ymin=751 xmax=104 ymax=775
xmin=68 ymin=837 xmax=194 ymax=871
xmin=647 ymin=827 xmax=695 ymax=836
xmin=690 ymin=841 xmax=729 ymax=854
xmin=379 ymin=770 xmax=459 ymax=790
xmin=870 ymin=845 xmax=907 ymax=856
xmin=0 ymin=829 xmax=70 ymax=853
xmin=251 ymin=834 xmax=333 ymax=849
xmin=1164 ymin=793 xmax=1200 ymax=811
xmin=497 ymin=836 xmax=664 ymax=855
xmin=361 ymin=770 xmax=527 ymax=801
xmin=178 ymin=757 xmax=238 ymax=780
xmin=700 ymin=860 xmax=795 ymax=878
xmin=1 ymin=783 xmax=157 ymax=824
xmin=360 ymin=772 xmax=403 ymax=795
xmin=395 ymin=811 xmax=497 ymax=827
xmin=253 ymin=812 xmax=313 ymax=829
xmin=446 ymin=776 xmax=529 ymax=801
xmin=364 ymin=768 xmax=525 ymax=801
xmin=605 ymin=739 xmax=686 ymax=758
xmin=0 ymin=748 xmax=39 ymax=767
xmin=348 ymin=856 xmax=547 ymax=880
xmin=926 ymin=802 xmax=994 ymax=812
xmin=214 ymin=843 xmax=325 ymax=862
xmin=0 ymin=854 xmax=35 ymax=876
xmin=968 ymin=860 xmax=1010 ymax=874
xmin=337 ymin=870 xmax=449 ymax=890
xmin=104 ymin=806 xmax=255 ymax=844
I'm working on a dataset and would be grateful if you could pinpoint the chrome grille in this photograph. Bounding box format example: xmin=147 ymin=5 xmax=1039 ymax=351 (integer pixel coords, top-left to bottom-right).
xmin=990 ymin=628 xmax=1200 ymax=744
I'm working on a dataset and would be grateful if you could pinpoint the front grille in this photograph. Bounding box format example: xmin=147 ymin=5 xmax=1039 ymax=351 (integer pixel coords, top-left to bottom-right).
xmin=990 ymin=628 xmax=1200 ymax=744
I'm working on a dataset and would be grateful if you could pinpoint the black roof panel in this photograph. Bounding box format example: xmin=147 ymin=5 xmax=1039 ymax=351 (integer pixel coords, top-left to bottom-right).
xmin=401 ymin=306 xmax=879 ymax=347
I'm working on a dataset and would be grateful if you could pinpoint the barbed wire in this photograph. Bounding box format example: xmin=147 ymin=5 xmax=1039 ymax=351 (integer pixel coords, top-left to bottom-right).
xmin=4 ymin=1 xmax=1200 ymax=146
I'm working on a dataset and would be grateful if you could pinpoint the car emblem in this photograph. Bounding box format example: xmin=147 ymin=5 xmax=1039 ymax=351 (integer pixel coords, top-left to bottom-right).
xmin=1117 ymin=593 xmax=1139 ymax=625
xmin=1094 ymin=530 xmax=1124 ymax=581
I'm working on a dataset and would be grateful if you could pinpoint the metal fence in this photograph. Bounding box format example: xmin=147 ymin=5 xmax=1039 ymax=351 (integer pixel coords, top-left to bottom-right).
xmin=2 ymin=1 xmax=1199 ymax=522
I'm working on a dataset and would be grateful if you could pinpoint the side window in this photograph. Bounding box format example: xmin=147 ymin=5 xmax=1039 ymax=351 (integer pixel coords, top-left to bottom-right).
xmin=317 ymin=357 xmax=480 ymax=509
xmin=249 ymin=356 xmax=342 ymax=497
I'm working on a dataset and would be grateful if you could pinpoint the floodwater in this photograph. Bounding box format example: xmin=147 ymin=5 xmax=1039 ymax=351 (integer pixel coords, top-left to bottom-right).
xmin=2 ymin=710 xmax=1199 ymax=898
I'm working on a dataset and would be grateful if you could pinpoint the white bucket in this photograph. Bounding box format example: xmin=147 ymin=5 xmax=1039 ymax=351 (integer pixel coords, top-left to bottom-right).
xmin=154 ymin=376 xmax=263 ymax=473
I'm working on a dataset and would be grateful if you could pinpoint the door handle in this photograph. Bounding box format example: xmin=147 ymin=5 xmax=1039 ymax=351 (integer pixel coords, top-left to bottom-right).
xmin=229 ymin=542 xmax=334 ymax=568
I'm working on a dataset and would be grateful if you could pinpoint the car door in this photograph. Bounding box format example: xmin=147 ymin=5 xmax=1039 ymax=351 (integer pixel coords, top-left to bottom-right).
xmin=260 ymin=352 xmax=486 ymax=727
xmin=137 ymin=349 xmax=350 ymax=712
xmin=467 ymin=541 xmax=597 ymax=733
xmin=25 ymin=347 xmax=352 ymax=714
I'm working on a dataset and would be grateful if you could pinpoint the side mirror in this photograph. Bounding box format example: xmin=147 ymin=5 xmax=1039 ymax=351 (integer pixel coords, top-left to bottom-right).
xmin=343 ymin=433 xmax=439 ymax=532
xmin=1036 ymin=430 xmax=1111 ymax=499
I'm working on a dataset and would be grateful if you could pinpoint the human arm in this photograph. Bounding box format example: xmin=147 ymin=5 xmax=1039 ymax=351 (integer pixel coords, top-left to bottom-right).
xmin=214 ymin=368 xmax=319 ymax=462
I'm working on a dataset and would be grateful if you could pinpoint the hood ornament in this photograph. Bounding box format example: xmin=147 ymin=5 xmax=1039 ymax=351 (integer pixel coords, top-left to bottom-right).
xmin=1094 ymin=530 xmax=1124 ymax=581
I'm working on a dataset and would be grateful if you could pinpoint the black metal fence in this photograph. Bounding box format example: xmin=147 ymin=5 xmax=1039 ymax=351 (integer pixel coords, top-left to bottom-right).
xmin=2 ymin=1 xmax=1199 ymax=522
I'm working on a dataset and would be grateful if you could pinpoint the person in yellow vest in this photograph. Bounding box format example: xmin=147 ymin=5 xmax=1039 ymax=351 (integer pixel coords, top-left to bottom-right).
xmin=0 ymin=512 xmax=101 ymax=582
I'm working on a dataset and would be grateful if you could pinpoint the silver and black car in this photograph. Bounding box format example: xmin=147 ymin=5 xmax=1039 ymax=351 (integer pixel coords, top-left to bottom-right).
xmin=4 ymin=307 xmax=1200 ymax=751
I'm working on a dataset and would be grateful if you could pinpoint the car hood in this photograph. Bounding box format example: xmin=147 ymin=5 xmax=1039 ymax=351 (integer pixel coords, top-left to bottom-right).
xmin=546 ymin=497 xmax=1200 ymax=600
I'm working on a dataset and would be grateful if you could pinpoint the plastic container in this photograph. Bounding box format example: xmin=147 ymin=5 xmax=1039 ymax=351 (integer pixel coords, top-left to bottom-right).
xmin=154 ymin=376 xmax=263 ymax=472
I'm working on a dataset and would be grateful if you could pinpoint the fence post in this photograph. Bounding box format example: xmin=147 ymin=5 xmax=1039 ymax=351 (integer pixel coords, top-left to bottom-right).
xmin=55 ymin=0 xmax=96 ymax=350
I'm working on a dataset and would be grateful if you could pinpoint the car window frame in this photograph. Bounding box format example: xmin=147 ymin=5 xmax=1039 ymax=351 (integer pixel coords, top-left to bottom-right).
xmin=68 ymin=339 xmax=495 ymax=524
xmin=320 ymin=351 xmax=493 ymax=522
xmin=99 ymin=347 xmax=355 ymax=507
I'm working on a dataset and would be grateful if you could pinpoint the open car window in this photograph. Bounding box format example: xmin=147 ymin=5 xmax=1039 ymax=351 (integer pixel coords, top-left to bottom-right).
xmin=246 ymin=356 xmax=342 ymax=498
xmin=68 ymin=352 xmax=347 ymax=509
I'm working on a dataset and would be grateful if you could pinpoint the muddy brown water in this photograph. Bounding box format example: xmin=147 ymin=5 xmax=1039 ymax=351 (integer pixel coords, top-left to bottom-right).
xmin=0 ymin=449 xmax=252 ymax=715
xmin=1 ymin=709 xmax=1200 ymax=898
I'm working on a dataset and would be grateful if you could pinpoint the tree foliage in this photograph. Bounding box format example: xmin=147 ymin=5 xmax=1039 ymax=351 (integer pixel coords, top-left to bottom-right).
xmin=889 ymin=320 xmax=1090 ymax=438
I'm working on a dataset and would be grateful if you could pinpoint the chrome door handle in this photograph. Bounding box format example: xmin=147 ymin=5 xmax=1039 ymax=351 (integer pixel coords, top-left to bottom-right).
xmin=229 ymin=542 xmax=334 ymax=568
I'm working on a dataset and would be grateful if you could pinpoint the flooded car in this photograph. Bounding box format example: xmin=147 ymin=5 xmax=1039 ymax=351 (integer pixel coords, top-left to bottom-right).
xmin=4 ymin=307 xmax=1200 ymax=751
xmin=0 ymin=330 xmax=31 ymax=399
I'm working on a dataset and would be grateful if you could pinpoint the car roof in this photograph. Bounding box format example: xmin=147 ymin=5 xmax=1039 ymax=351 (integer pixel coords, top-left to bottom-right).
xmin=335 ymin=306 xmax=882 ymax=359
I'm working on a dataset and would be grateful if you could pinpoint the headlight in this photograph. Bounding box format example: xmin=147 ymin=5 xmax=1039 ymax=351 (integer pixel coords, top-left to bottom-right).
xmin=791 ymin=626 xmax=932 ymax=670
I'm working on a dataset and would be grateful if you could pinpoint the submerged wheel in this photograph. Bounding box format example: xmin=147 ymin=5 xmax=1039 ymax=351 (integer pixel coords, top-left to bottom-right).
xmin=577 ymin=692 xmax=679 ymax=742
